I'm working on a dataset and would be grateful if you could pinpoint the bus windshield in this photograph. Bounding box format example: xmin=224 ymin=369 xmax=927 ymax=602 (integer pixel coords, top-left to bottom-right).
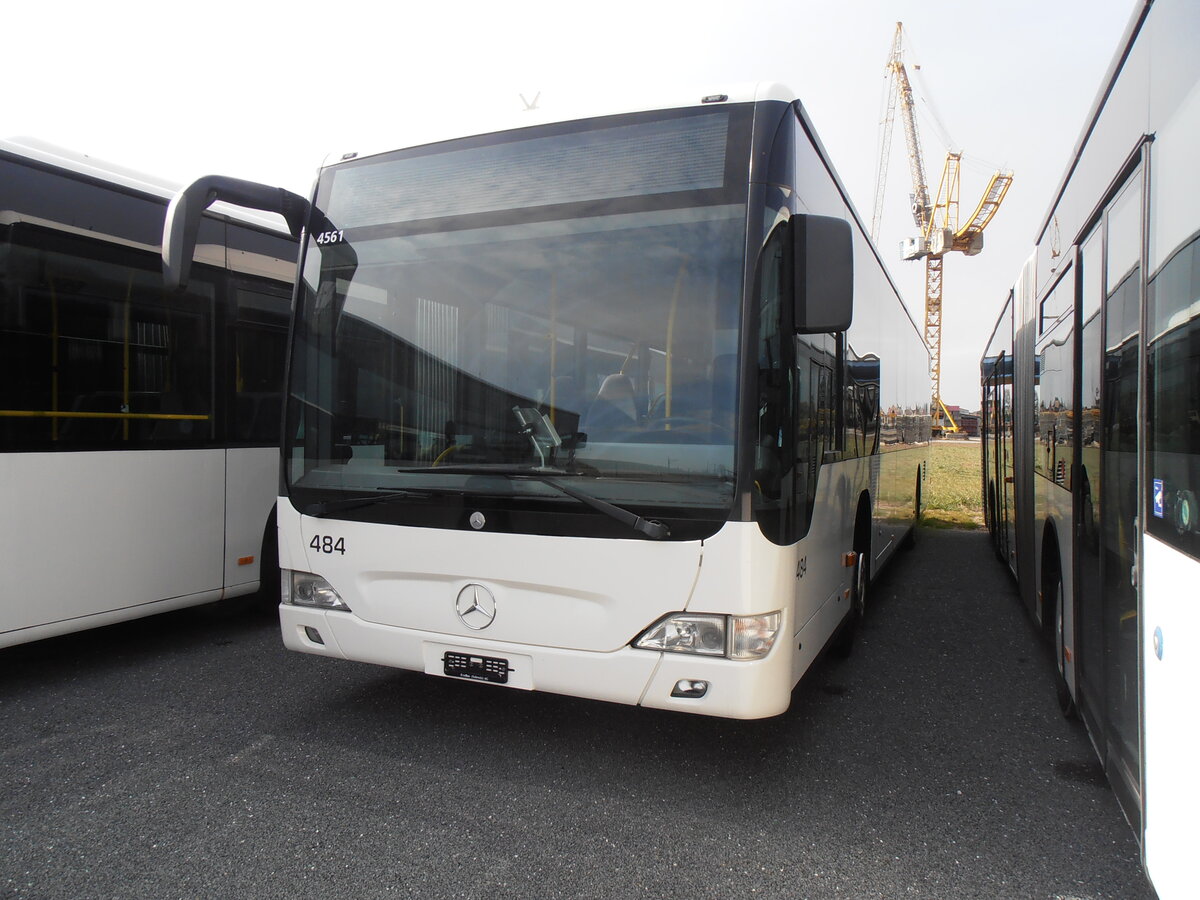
xmin=285 ymin=106 xmax=751 ymax=535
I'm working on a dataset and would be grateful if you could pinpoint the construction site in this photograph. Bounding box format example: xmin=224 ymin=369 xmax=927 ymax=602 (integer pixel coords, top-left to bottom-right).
xmin=871 ymin=22 xmax=1013 ymax=436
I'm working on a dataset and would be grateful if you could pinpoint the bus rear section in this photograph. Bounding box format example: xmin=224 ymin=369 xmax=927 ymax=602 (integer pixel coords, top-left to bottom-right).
xmin=0 ymin=139 xmax=294 ymax=648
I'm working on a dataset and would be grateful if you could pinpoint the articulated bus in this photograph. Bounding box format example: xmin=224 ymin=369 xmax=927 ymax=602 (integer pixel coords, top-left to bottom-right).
xmin=164 ymin=84 xmax=930 ymax=719
xmin=981 ymin=1 xmax=1198 ymax=895
xmin=0 ymin=139 xmax=296 ymax=648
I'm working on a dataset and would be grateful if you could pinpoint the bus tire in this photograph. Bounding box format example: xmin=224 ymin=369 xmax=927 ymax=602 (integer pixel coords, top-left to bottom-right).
xmin=256 ymin=507 xmax=281 ymax=607
xmin=988 ymin=482 xmax=1004 ymax=562
xmin=901 ymin=470 xmax=921 ymax=550
xmin=833 ymin=503 xmax=871 ymax=658
xmin=1043 ymin=547 xmax=1076 ymax=719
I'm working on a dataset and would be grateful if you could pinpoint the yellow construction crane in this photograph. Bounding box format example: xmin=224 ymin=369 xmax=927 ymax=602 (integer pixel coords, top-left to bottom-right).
xmin=871 ymin=22 xmax=1013 ymax=435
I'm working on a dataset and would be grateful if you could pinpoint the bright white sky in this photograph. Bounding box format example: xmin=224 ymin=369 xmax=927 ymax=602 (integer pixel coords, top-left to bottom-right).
xmin=7 ymin=0 xmax=1136 ymax=409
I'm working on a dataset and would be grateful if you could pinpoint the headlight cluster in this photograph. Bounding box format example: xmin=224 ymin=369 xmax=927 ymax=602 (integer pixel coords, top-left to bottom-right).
xmin=634 ymin=611 xmax=781 ymax=660
xmin=281 ymin=570 xmax=351 ymax=611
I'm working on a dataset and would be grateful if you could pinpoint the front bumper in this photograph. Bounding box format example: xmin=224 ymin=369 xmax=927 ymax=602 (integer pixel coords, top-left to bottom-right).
xmin=280 ymin=605 xmax=793 ymax=719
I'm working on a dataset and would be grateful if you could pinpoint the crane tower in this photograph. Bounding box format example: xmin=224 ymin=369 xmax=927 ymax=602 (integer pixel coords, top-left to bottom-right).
xmin=871 ymin=22 xmax=1012 ymax=434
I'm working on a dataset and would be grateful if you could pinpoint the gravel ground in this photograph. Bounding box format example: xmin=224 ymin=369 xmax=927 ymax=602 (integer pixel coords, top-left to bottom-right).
xmin=0 ymin=528 xmax=1154 ymax=899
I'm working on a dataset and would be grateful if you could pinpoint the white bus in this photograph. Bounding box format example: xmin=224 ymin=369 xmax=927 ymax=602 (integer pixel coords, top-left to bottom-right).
xmin=0 ymin=139 xmax=295 ymax=649
xmin=164 ymin=84 xmax=930 ymax=719
xmin=980 ymin=1 xmax=1198 ymax=895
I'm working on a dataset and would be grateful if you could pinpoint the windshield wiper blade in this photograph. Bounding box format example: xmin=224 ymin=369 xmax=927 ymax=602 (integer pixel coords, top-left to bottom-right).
xmin=378 ymin=465 xmax=671 ymax=539
xmin=513 ymin=473 xmax=670 ymax=540
xmin=401 ymin=464 xmax=569 ymax=476
xmin=302 ymin=488 xmax=435 ymax=518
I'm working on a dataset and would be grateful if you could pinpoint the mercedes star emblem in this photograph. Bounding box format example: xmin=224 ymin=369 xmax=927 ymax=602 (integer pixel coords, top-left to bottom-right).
xmin=469 ymin=511 xmax=486 ymax=530
xmin=455 ymin=584 xmax=497 ymax=630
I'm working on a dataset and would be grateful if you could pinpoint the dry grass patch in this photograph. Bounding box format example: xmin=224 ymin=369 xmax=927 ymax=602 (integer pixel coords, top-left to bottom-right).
xmin=922 ymin=441 xmax=985 ymax=530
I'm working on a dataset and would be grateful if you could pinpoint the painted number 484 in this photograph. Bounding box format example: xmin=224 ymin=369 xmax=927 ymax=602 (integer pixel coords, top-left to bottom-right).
xmin=310 ymin=535 xmax=346 ymax=555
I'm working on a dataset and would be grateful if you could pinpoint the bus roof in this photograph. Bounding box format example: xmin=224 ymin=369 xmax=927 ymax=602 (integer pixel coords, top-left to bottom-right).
xmin=0 ymin=136 xmax=291 ymax=235
xmin=320 ymin=82 xmax=798 ymax=170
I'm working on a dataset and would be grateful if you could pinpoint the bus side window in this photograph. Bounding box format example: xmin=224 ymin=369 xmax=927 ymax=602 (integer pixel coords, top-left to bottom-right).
xmin=1147 ymin=236 xmax=1200 ymax=558
xmin=0 ymin=228 xmax=215 ymax=449
xmin=232 ymin=285 xmax=290 ymax=444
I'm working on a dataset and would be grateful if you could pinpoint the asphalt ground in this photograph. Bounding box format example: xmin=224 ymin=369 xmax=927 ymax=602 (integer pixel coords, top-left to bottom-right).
xmin=1 ymin=529 xmax=1154 ymax=900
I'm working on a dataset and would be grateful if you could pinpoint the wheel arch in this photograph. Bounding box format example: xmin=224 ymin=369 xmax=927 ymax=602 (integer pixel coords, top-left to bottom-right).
xmin=854 ymin=490 xmax=873 ymax=572
xmin=1039 ymin=519 xmax=1065 ymax=642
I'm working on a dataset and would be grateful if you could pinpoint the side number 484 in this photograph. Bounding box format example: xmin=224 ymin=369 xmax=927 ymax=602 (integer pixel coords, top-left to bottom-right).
xmin=310 ymin=535 xmax=346 ymax=555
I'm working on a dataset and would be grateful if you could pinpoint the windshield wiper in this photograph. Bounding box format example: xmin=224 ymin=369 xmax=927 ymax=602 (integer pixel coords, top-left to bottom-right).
xmin=418 ymin=465 xmax=670 ymax=540
xmin=350 ymin=465 xmax=671 ymax=539
xmin=525 ymin=473 xmax=670 ymax=540
xmin=302 ymin=488 xmax=439 ymax=518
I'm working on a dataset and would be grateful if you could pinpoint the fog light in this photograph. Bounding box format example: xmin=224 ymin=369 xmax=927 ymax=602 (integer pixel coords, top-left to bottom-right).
xmin=303 ymin=626 xmax=325 ymax=645
xmin=671 ymin=679 xmax=709 ymax=698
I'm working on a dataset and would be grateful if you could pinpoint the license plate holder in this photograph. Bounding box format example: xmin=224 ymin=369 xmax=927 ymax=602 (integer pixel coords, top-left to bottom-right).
xmin=442 ymin=651 xmax=513 ymax=685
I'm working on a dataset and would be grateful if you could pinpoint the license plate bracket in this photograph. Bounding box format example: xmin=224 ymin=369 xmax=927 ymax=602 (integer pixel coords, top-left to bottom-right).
xmin=442 ymin=651 xmax=513 ymax=685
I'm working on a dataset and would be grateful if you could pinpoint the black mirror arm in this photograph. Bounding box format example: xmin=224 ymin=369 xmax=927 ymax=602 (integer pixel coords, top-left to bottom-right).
xmin=163 ymin=175 xmax=312 ymax=290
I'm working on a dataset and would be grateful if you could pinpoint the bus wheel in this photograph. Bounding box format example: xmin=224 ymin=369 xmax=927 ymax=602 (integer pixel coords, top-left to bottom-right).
xmin=988 ymin=483 xmax=1004 ymax=562
xmin=833 ymin=544 xmax=869 ymax=658
xmin=1046 ymin=563 xmax=1076 ymax=719
xmin=256 ymin=508 xmax=281 ymax=607
xmin=901 ymin=471 xmax=921 ymax=550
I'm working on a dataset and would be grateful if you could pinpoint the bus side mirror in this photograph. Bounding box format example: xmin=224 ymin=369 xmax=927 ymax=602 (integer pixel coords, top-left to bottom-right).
xmin=792 ymin=214 xmax=853 ymax=333
xmin=163 ymin=175 xmax=310 ymax=290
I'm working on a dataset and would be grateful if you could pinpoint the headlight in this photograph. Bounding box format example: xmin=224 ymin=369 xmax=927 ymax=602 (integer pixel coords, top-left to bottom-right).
xmin=634 ymin=611 xmax=781 ymax=659
xmin=282 ymin=570 xmax=351 ymax=611
xmin=634 ymin=614 xmax=726 ymax=656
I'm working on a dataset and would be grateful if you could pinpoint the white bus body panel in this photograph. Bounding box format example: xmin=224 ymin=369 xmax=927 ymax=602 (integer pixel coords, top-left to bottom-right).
xmin=289 ymin=509 xmax=703 ymax=653
xmin=0 ymin=450 xmax=225 ymax=646
xmin=1141 ymin=534 xmax=1200 ymax=900
xmin=277 ymin=500 xmax=861 ymax=719
xmin=277 ymin=450 xmax=922 ymax=717
xmin=223 ymin=446 xmax=279 ymax=590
